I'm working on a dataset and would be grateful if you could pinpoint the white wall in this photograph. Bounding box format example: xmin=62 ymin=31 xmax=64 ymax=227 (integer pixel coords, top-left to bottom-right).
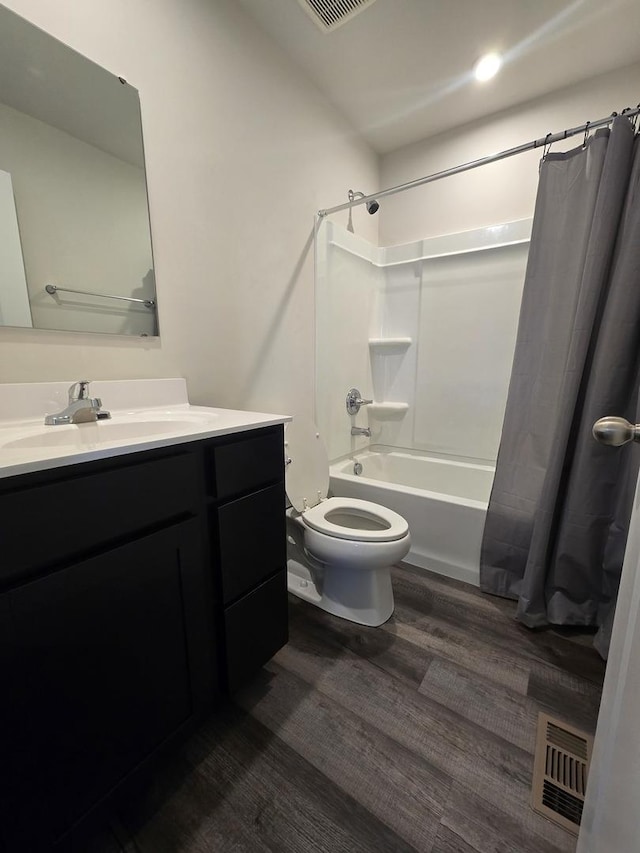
xmin=0 ymin=102 xmax=154 ymax=336
xmin=0 ymin=0 xmax=378 ymax=423
xmin=379 ymin=63 xmax=640 ymax=246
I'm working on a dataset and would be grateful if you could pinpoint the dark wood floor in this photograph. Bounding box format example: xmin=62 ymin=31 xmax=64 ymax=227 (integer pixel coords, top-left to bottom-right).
xmin=96 ymin=564 xmax=606 ymax=853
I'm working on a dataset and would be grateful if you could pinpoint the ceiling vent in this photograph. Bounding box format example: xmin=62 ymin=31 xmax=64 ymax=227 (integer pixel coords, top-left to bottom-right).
xmin=532 ymin=712 xmax=593 ymax=836
xmin=296 ymin=0 xmax=378 ymax=33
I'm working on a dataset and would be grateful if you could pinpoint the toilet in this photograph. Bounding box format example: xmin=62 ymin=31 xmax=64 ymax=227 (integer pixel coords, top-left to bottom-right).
xmin=285 ymin=418 xmax=411 ymax=627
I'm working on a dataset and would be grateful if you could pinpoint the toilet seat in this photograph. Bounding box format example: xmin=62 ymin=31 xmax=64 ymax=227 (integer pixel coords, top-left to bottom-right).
xmin=302 ymin=496 xmax=409 ymax=543
xmin=284 ymin=417 xmax=329 ymax=512
xmin=285 ymin=418 xmax=411 ymax=626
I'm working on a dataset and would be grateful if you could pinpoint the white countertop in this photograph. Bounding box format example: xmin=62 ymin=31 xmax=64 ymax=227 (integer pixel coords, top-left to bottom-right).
xmin=0 ymin=379 xmax=291 ymax=479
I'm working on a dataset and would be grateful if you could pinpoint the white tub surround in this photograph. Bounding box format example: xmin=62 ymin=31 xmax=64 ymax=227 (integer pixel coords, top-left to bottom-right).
xmin=368 ymin=338 xmax=412 ymax=350
xmin=316 ymin=218 xmax=531 ymax=463
xmin=367 ymin=402 xmax=409 ymax=420
xmin=330 ymin=447 xmax=494 ymax=586
xmin=0 ymin=378 xmax=290 ymax=479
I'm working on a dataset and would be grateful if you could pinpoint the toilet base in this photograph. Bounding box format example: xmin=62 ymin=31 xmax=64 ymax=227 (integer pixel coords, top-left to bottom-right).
xmin=287 ymin=556 xmax=394 ymax=627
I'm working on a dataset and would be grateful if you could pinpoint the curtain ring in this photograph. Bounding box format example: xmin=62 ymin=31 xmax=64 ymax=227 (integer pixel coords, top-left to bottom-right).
xmin=542 ymin=132 xmax=553 ymax=160
xmin=618 ymin=107 xmax=638 ymax=134
xmin=583 ymin=121 xmax=591 ymax=148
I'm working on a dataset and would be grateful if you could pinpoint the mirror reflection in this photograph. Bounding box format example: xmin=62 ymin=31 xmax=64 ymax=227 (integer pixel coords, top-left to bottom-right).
xmin=0 ymin=5 xmax=157 ymax=336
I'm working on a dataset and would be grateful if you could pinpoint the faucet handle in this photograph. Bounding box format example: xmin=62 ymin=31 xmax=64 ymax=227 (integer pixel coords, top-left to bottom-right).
xmin=346 ymin=387 xmax=373 ymax=415
xmin=68 ymin=380 xmax=92 ymax=402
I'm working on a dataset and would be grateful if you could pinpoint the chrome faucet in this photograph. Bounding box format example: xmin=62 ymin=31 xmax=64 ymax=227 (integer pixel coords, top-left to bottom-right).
xmin=44 ymin=380 xmax=111 ymax=425
xmin=346 ymin=388 xmax=373 ymax=416
xmin=351 ymin=426 xmax=371 ymax=438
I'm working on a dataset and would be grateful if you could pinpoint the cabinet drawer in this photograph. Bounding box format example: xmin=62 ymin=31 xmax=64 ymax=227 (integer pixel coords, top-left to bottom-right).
xmin=224 ymin=569 xmax=288 ymax=693
xmin=0 ymin=452 xmax=201 ymax=585
xmin=208 ymin=426 xmax=283 ymax=500
xmin=217 ymin=482 xmax=286 ymax=604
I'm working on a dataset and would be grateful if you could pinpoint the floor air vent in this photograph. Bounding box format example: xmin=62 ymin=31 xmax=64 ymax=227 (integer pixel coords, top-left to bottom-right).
xmin=532 ymin=712 xmax=593 ymax=836
xmin=297 ymin=0 xmax=378 ymax=33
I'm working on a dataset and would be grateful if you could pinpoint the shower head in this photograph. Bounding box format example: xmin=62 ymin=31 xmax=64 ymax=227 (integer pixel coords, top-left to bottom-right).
xmin=348 ymin=189 xmax=380 ymax=215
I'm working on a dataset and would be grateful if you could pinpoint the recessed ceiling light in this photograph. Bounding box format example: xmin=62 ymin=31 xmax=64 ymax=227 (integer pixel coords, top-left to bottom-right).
xmin=474 ymin=52 xmax=502 ymax=82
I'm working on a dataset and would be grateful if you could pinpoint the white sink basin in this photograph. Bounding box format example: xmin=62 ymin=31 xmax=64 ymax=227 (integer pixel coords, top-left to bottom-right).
xmin=3 ymin=415 xmax=219 ymax=450
xmin=0 ymin=379 xmax=290 ymax=479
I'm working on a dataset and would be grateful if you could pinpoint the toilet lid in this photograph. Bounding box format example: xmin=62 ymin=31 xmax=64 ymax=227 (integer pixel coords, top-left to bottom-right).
xmin=302 ymin=496 xmax=409 ymax=542
xmin=285 ymin=417 xmax=329 ymax=512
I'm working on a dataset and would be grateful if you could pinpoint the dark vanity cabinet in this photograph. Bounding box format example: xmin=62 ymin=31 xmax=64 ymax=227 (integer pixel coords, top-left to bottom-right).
xmin=0 ymin=425 xmax=287 ymax=852
xmin=206 ymin=429 xmax=288 ymax=692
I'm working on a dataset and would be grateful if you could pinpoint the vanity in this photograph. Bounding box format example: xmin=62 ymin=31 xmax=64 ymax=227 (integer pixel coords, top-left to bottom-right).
xmin=0 ymin=8 xmax=291 ymax=848
xmin=0 ymin=379 xmax=290 ymax=852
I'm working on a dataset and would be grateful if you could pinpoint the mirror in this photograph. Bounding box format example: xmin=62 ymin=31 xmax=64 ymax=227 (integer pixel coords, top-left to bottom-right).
xmin=0 ymin=5 xmax=157 ymax=337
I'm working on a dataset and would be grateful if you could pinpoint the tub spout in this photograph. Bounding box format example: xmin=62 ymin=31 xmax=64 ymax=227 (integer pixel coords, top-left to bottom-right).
xmin=351 ymin=426 xmax=371 ymax=437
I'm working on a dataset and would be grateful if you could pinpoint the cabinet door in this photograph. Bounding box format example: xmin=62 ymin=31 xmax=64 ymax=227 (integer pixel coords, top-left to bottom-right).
xmin=1 ymin=520 xmax=211 ymax=852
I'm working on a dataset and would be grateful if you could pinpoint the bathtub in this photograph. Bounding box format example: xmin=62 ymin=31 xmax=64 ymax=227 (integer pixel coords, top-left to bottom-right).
xmin=329 ymin=447 xmax=495 ymax=586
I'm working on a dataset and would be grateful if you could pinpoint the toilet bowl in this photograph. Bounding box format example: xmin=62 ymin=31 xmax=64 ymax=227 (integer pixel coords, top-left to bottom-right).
xmin=285 ymin=418 xmax=410 ymax=627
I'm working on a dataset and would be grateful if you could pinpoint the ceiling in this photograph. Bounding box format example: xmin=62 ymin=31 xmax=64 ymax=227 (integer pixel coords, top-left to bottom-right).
xmin=238 ymin=0 xmax=640 ymax=154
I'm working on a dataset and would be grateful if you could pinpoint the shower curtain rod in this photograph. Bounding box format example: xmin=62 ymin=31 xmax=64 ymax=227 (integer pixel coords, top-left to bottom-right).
xmin=317 ymin=106 xmax=640 ymax=218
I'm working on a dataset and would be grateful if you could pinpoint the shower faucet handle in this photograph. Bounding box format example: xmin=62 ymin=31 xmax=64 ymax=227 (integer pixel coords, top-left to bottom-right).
xmin=346 ymin=388 xmax=373 ymax=416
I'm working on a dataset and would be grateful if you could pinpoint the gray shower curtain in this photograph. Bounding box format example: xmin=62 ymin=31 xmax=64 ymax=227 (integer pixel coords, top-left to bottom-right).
xmin=480 ymin=116 xmax=640 ymax=657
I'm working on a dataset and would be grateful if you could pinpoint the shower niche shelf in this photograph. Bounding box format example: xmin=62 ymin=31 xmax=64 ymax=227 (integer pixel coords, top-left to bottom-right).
xmin=367 ymin=402 xmax=409 ymax=420
xmin=368 ymin=337 xmax=412 ymax=351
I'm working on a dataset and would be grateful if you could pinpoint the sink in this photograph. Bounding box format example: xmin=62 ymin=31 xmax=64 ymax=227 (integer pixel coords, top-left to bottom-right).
xmin=0 ymin=379 xmax=290 ymax=479
xmin=4 ymin=420 xmax=212 ymax=450
xmin=1 ymin=411 xmax=222 ymax=451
